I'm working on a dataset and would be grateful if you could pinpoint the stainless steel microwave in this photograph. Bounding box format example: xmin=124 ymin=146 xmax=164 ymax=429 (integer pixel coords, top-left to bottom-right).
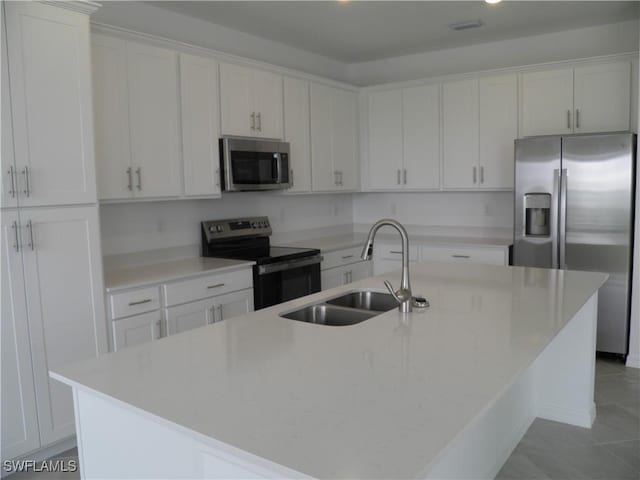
xmin=220 ymin=137 xmax=291 ymax=191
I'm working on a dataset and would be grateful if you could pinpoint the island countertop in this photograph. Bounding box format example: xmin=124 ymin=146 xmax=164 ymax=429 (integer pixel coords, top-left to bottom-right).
xmin=52 ymin=263 xmax=607 ymax=479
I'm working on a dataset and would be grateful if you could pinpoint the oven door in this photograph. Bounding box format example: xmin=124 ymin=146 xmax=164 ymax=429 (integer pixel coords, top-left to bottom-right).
xmin=221 ymin=138 xmax=290 ymax=191
xmin=253 ymin=256 xmax=321 ymax=310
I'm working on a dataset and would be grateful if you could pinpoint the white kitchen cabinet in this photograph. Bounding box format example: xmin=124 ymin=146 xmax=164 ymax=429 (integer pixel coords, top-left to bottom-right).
xmin=573 ymin=62 xmax=631 ymax=134
xmin=310 ymin=83 xmax=359 ymax=192
xmin=322 ymin=261 xmax=372 ymax=290
xmin=215 ymin=289 xmax=254 ymax=321
xmin=219 ymin=62 xmax=283 ymax=139
xmin=179 ymin=53 xmax=221 ymax=197
xmin=20 ymin=206 xmax=108 ymax=445
xmin=479 ymin=74 xmax=518 ymax=189
xmin=368 ymin=89 xmax=403 ymax=190
xmin=520 ymin=68 xmax=574 ymax=137
xmin=127 ymin=42 xmax=181 ymax=198
xmin=420 ymin=245 xmax=508 ymax=266
xmin=1 ymin=211 xmax=40 ymax=460
xmin=5 ymin=2 xmax=97 ymax=206
xmin=165 ymin=297 xmax=216 ymax=336
xmin=284 ymin=77 xmax=311 ymax=193
xmin=113 ymin=311 xmax=162 ymax=352
xmin=1 ymin=6 xmax=17 ymax=209
xmin=443 ymin=79 xmax=479 ymax=189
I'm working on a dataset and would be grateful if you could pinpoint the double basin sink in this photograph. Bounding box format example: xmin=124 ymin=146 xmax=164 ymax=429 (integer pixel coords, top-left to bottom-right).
xmin=280 ymin=290 xmax=398 ymax=326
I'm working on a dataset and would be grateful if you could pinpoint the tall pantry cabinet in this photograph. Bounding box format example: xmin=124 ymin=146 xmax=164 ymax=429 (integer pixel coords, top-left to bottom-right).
xmin=1 ymin=1 xmax=108 ymax=464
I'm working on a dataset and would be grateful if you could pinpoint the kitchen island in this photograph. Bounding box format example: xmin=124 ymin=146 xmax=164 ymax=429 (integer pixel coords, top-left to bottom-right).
xmin=51 ymin=262 xmax=607 ymax=479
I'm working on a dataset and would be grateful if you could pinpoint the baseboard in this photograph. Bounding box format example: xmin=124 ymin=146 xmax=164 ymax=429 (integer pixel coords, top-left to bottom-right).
xmin=625 ymin=353 xmax=640 ymax=369
xmin=537 ymin=402 xmax=595 ymax=428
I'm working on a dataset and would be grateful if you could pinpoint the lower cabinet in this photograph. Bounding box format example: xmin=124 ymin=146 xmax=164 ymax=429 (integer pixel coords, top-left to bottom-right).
xmin=215 ymin=289 xmax=254 ymax=322
xmin=112 ymin=311 xmax=162 ymax=351
xmin=322 ymin=261 xmax=372 ymax=290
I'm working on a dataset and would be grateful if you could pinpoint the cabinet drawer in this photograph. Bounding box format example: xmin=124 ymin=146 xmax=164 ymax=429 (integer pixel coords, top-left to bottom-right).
xmin=109 ymin=286 xmax=161 ymax=320
xmin=163 ymin=268 xmax=252 ymax=307
xmin=420 ymin=246 xmax=506 ymax=266
xmin=321 ymin=246 xmax=363 ymax=270
xmin=375 ymin=243 xmax=419 ymax=260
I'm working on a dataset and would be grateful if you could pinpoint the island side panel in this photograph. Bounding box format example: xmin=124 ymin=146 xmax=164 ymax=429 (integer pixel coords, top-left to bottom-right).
xmin=72 ymin=389 xmax=310 ymax=479
xmin=533 ymin=293 xmax=598 ymax=428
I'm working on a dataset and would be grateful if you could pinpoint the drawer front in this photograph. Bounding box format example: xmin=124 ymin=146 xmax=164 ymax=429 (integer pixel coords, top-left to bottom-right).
xmin=110 ymin=286 xmax=161 ymax=320
xmin=321 ymin=246 xmax=363 ymax=270
xmin=163 ymin=268 xmax=252 ymax=307
xmin=375 ymin=243 xmax=419 ymax=260
xmin=420 ymin=246 xmax=507 ymax=266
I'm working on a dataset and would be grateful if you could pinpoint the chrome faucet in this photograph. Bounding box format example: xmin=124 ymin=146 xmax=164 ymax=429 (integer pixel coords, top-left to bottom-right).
xmin=361 ymin=219 xmax=412 ymax=313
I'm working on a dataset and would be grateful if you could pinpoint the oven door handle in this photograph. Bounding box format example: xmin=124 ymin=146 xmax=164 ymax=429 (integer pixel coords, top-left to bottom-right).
xmin=258 ymin=254 xmax=322 ymax=275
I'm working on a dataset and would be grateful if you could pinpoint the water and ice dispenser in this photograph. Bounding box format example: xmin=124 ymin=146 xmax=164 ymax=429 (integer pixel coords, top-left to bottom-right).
xmin=523 ymin=193 xmax=551 ymax=237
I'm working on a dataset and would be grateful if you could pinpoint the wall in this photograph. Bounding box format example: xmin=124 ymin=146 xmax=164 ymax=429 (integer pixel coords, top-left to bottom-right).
xmin=353 ymin=191 xmax=513 ymax=230
xmin=348 ymin=20 xmax=639 ymax=86
xmin=100 ymin=194 xmax=353 ymax=257
xmin=91 ymin=1 xmax=349 ymax=82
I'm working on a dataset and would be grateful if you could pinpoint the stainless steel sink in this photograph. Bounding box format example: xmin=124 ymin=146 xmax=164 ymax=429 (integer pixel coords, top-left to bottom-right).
xmin=326 ymin=291 xmax=397 ymax=312
xmin=280 ymin=290 xmax=398 ymax=326
xmin=281 ymin=304 xmax=377 ymax=326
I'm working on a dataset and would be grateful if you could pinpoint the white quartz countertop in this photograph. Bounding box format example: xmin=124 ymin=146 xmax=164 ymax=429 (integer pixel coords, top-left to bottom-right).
xmin=281 ymin=231 xmax=512 ymax=253
xmin=53 ymin=263 xmax=606 ymax=478
xmin=104 ymin=257 xmax=255 ymax=292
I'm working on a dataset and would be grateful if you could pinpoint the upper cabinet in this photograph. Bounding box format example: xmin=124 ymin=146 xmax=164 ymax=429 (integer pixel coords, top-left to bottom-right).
xmin=367 ymin=84 xmax=440 ymax=190
xmin=442 ymin=75 xmax=517 ymax=190
xmin=310 ymin=83 xmax=359 ymax=192
xmin=220 ymin=62 xmax=283 ymax=139
xmin=283 ymin=77 xmax=311 ymax=193
xmin=4 ymin=2 xmax=97 ymax=207
xmin=521 ymin=61 xmax=630 ymax=137
xmin=179 ymin=53 xmax=221 ymax=197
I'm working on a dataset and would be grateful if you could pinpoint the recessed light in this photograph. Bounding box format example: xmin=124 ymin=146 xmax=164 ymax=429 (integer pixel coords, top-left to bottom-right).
xmin=485 ymin=0 xmax=503 ymax=4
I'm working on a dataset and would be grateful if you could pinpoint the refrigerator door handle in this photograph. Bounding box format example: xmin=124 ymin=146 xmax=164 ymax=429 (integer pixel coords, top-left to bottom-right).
xmin=559 ymin=168 xmax=568 ymax=269
xmin=552 ymin=168 xmax=560 ymax=269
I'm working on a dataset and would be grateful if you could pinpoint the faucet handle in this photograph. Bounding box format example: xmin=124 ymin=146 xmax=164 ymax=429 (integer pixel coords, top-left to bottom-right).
xmin=384 ymin=280 xmax=401 ymax=303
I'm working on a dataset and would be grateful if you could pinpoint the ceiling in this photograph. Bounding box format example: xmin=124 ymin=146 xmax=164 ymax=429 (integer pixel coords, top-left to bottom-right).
xmin=151 ymin=1 xmax=639 ymax=63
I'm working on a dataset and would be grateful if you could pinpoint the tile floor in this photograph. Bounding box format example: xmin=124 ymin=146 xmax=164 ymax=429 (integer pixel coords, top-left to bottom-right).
xmin=7 ymin=358 xmax=639 ymax=479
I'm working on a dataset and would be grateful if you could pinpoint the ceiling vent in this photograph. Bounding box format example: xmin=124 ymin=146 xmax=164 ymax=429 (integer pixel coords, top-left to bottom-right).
xmin=449 ymin=19 xmax=484 ymax=31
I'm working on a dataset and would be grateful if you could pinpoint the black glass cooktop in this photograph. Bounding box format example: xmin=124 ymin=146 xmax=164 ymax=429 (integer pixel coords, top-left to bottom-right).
xmin=202 ymin=235 xmax=319 ymax=265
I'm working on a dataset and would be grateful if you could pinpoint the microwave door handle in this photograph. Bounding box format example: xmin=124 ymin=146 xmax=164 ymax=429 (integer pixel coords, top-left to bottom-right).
xmin=274 ymin=153 xmax=282 ymax=183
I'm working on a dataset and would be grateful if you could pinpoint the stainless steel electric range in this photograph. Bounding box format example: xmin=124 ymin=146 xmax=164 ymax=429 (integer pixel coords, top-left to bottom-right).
xmin=201 ymin=217 xmax=321 ymax=310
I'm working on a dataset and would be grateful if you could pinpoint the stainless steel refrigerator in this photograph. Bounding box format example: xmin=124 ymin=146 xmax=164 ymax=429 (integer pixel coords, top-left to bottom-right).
xmin=513 ymin=133 xmax=636 ymax=356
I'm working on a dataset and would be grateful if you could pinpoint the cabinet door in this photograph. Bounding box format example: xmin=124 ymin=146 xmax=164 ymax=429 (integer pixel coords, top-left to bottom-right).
xmin=165 ymin=297 xmax=216 ymax=336
xmin=220 ymin=63 xmax=254 ymax=137
xmin=21 ymin=206 xmax=108 ymax=446
xmin=479 ymin=74 xmax=518 ymax=189
xmin=332 ymin=88 xmax=358 ymax=190
xmin=1 ymin=211 xmax=40 ymax=461
xmin=5 ymin=2 xmax=97 ymax=206
xmin=521 ymin=68 xmax=573 ymax=136
xmin=574 ymin=62 xmax=631 ymax=134
xmin=310 ymin=83 xmax=337 ymax=192
xmin=321 ymin=266 xmax=346 ymax=290
xmin=284 ymin=77 xmax=311 ymax=193
xmin=443 ymin=79 xmax=479 ymax=189
xmin=92 ymin=34 xmax=133 ymax=200
xmin=127 ymin=42 xmax=181 ymax=198
xmin=253 ymin=70 xmax=283 ymax=139
xmin=179 ymin=53 xmax=220 ymax=197
xmin=1 ymin=5 xmax=17 ymax=209
xmin=349 ymin=261 xmax=373 ymax=282
xmin=368 ymin=89 xmax=403 ymax=190
xmin=403 ymin=84 xmax=440 ymax=190
xmin=113 ymin=311 xmax=162 ymax=352
xmin=214 ymin=289 xmax=254 ymax=322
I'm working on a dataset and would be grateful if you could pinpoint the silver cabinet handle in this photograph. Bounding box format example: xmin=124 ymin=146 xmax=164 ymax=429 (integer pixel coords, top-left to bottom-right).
xmin=348 ymin=271 xmax=352 ymax=283
xmin=338 ymin=171 xmax=343 ymax=186
xmin=472 ymin=166 xmax=477 ymax=184
xmin=129 ymin=298 xmax=152 ymax=306
xmin=155 ymin=319 xmax=163 ymax=338
xmin=7 ymin=165 xmax=16 ymax=198
xmin=207 ymin=283 xmax=225 ymax=289
xmin=341 ymin=255 xmax=354 ymax=259
xmin=21 ymin=167 xmax=30 ymax=197
xmin=215 ymin=168 xmax=220 ymax=187
xmin=126 ymin=167 xmax=133 ymax=191
xmin=389 ymin=250 xmax=402 ymax=254
xmin=334 ymin=170 xmax=339 ymax=186
xmin=250 ymin=112 xmax=256 ymax=131
xmin=403 ymin=169 xmax=407 ymax=185
xmin=575 ymin=109 xmax=580 ymax=129
xmin=11 ymin=220 xmax=19 ymax=252
xmin=215 ymin=304 xmax=223 ymax=322
xmin=567 ymin=109 xmax=571 ymax=129
xmin=480 ymin=166 xmax=484 ymax=184
xmin=26 ymin=220 xmax=34 ymax=250
xmin=452 ymin=254 xmax=470 ymax=259
xmin=397 ymin=169 xmax=401 ymax=185
xmin=256 ymin=112 xmax=262 ymax=132
xmin=135 ymin=167 xmax=142 ymax=190
xmin=290 ymin=169 xmax=294 ymax=186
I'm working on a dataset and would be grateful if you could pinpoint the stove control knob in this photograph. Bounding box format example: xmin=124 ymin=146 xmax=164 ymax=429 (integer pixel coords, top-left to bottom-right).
xmin=251 ymin=222 xmax=258 ymax=228
xmin=216 ymin=225 xmax=224 ymax=233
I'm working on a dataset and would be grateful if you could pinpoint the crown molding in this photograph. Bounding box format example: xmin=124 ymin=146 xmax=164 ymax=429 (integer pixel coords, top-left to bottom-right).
xmin=41 ymin=1 xmax=101 ymax=16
